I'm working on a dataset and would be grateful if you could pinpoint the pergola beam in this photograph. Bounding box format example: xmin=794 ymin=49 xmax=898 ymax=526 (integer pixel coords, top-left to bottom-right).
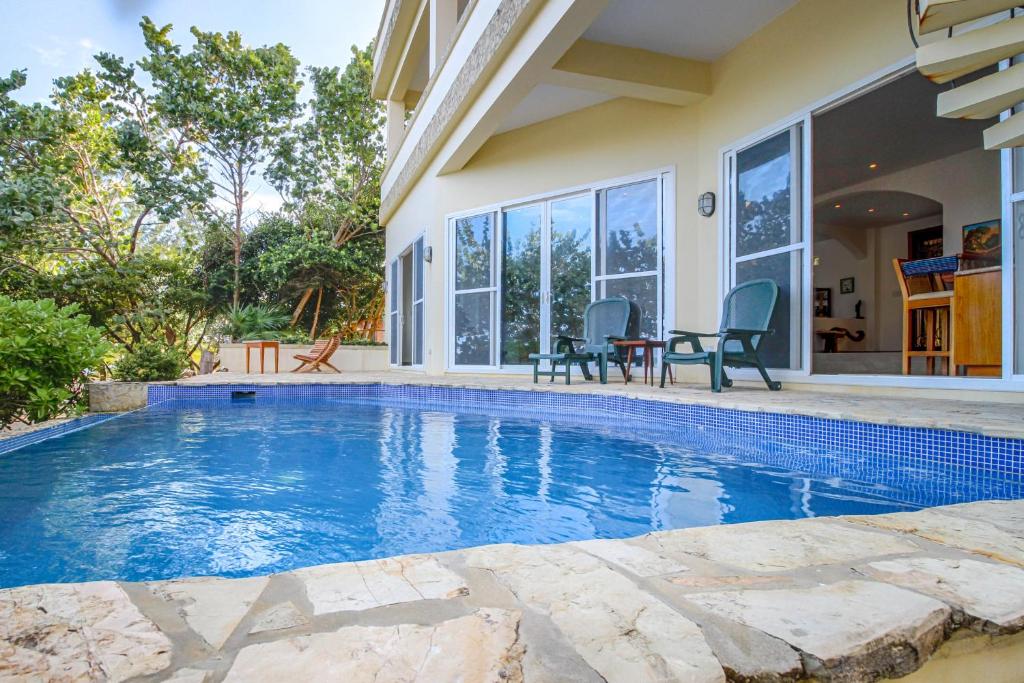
xmin=917 ymin=0 xmax=1021 ymax=35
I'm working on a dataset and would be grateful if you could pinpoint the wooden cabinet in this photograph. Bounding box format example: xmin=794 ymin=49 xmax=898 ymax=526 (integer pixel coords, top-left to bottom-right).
xmin=953 ymin=267 xmax=1001 ymax=376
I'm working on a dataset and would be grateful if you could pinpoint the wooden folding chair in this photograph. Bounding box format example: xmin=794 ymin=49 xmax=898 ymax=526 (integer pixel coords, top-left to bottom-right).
xmin=293 ymin=336 xmax=342 ymax=373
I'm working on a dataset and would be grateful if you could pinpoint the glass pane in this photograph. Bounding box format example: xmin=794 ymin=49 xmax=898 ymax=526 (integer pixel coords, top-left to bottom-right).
xmin=413 ymin=301 xmax=423 ymax=365
xmin=736 ymin=129 xmax=798 ymax=258
xmin=603 ymin=275 xmax=658 ymax=338
xmin=454 ymin=213 xmax=493 ymax=290
xmin=1015 ymin=202 xmax=1024 ymax=373
xmin=550 ymin=195 xmax=593 ymax=340
xmin=389 ymin=311 xmax=399 ymax=365
xmin=501 ymin=206 xmax=541 ymax=365
xmin=1014 ymin=146 xmax=1024 ymax=195
xmin=454 ymin=291 xmax=491 ymax=365
xmin=597 ymin=179 xmax=658 ymax=275
xmin=413 ymin=238 xmax=424 ymax=301
xmin=389 ymin=259 xmax=399 ymax=312
xmin=736 ymin=250 xmax=802 ymax=370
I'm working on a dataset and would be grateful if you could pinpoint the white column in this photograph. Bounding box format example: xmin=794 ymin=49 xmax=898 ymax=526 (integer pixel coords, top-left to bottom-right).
xmin=386 ymin=99 xmax=406 ymax=160
xmin=429 ymin=0 xmax=458 ymax=74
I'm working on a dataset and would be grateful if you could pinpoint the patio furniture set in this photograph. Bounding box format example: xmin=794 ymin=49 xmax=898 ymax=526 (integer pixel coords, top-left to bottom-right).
xmin=528 ymin=279 xmax=782 ymax=392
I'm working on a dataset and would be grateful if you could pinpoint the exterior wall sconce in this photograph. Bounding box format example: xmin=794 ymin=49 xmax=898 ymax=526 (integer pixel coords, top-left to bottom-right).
xmin=423 ymin=246 xmax=433 ymax=263
xmin=698 ymin=192 xmax=716 ymax=217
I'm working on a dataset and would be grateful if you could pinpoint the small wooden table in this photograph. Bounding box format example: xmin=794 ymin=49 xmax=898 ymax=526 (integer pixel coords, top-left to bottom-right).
xmin=244 ymin=340 xmax=280 ymax=374
xmin=613 ymin=339 xmax=674 ymax=386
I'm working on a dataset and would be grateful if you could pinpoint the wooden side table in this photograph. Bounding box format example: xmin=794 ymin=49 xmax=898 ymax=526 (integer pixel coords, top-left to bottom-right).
xmin=244 ymin=340 xmax=280 ymax=374
xmin=612 ymin=339 xmax=674 ymax=386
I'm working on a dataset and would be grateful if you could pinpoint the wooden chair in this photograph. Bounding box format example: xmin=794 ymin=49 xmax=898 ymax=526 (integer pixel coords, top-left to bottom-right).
xmin=892 ymin=256 xmax=957 ymax=376
xmin=292 ymin=336 xmax=341 ymax=373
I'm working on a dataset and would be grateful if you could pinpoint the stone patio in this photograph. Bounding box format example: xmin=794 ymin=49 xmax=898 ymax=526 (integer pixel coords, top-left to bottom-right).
xmin=167 ymin=370 xmax=1024 ymax=439
xmin=4 ymin=500 xmax=1024 ymax=682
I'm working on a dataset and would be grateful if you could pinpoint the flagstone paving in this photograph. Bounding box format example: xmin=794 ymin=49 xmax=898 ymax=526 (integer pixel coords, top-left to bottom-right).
xmin=2 ymin=500 xmax=1024 ymax=682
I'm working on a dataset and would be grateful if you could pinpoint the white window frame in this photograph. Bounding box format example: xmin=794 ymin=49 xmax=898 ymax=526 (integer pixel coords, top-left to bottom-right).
xmin=719 ymin=54 xmax=1024 ymax=391
xmin=387 ymin=231 xmax=428 ymax=370
xmin=445 ymin=167 xmax=676 ymax=373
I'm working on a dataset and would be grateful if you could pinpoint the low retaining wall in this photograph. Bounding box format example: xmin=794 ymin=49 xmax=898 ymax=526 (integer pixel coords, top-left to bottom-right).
xmin=215 ymin=343 xmax=388 ymax=374
xmin=88 ymin=381 xmax=148 ymax=412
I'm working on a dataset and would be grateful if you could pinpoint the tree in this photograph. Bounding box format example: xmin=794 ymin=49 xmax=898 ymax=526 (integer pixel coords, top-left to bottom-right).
xmin=0 ymin=61 xmax=214 ymax=356
xmin=140 ymin=17 xmax=302 ymax=307
xmin=267 ymin=45 xmax=385 ymax=333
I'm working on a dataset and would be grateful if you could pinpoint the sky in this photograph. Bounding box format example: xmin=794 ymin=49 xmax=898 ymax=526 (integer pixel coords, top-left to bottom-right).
xmin=0 ymin=0 xmax=386 ymax=211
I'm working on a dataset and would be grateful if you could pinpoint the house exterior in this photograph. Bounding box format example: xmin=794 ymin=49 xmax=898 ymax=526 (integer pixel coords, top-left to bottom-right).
xmin=372 ymin=0 xmax=1024 ymax=394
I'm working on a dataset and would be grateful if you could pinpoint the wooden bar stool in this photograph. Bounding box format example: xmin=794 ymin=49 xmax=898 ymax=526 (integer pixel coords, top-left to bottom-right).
xmin=892 ymin=256 xmax=958 ymax=376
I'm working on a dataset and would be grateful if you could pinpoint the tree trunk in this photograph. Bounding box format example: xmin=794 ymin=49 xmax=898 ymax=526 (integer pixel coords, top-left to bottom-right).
xmin=309 ymin=287 xmax=324 ymax=340
xmin=232 ymin=160 xmax=244 ymax=308
xmin=291 ymin=287 xmax=314 ymax=326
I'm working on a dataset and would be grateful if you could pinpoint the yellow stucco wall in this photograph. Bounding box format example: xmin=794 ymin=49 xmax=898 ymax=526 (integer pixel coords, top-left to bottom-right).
xmin=384 ymin=0 xmax=1004 ymax=385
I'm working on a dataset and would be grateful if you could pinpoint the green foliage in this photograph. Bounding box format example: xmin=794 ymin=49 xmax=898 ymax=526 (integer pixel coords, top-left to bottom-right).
xmin=219 ymin=303 xmax=290 ymax=342
xmin=140 ymin=17 xmax=303 ymax=306
xmin=112 ymin=340 xmax=187 ymax=382
xmin=0 ymin=296 xmax=110 ymax=429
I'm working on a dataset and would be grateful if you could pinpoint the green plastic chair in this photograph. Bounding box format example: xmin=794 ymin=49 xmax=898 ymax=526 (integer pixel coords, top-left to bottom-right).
xmin=660 ymin=279 xmax=782 ymax=392
xmin=528 ymin=297 xmax=639 ymax=384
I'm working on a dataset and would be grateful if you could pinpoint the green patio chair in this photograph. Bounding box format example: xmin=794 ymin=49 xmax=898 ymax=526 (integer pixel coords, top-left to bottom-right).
xmin=528 ymin=297 xmax=639 ymax=384
xmin=660 ymin=279 xmax=782 ymax=392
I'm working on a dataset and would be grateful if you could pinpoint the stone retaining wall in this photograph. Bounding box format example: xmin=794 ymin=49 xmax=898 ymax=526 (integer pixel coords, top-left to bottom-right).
xmin=3 ymin=500 xmax=1023 ymax=682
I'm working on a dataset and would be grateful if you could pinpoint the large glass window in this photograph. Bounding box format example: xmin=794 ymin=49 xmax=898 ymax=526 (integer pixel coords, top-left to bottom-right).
xmin=448 ymin=175 xmax=666 ymax=369
xmin=729 ymin=125 xmax=805 ymax=370
xmin=413 ymin=237 xmax=424 ymax=366
xmin=389 ymin=259 xmax=399 ymax=365
xmin=1015 ymin=201 xmax=1024 ymax=374
xmin=501 ymin=205 xmax=542 ymax=365
xmin=596 ymin=179 xmax=661 ymax=337
xmin=549 ymin=195 xmax=592 ymax=341
xmin=453 ymin=213 xmax=496 ymax=366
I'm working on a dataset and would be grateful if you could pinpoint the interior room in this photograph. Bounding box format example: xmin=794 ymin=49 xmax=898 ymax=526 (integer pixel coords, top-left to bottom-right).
xmin=811 ymin=71 xmax=1002 ymax=377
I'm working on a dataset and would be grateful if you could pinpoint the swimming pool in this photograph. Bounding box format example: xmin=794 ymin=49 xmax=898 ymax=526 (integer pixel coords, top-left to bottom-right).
xmin=0 ymin=387 xmax=1020 ymax=588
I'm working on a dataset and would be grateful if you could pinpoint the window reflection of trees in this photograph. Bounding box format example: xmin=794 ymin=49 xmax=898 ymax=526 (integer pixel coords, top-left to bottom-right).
xmin=455 ymin=214 xmax=492 ymax=290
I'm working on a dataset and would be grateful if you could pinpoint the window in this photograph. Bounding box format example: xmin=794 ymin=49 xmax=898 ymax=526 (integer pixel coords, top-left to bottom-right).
xmin=448 ymin=172 xmax=670 ymax=370
xmin=728 ymin=125 xmax=806 ymax=371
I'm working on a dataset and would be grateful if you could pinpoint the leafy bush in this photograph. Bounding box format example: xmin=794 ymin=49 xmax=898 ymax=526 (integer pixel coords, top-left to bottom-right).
xmin=338 ymin=337 xmax=386 ymax=346
xmin=219 ymin=303 xmax=291 ymax=342
xmin=0 ymin=296 xmax=110 ymax=429
xmin=112 ymin=341 xmax=187 ymax=382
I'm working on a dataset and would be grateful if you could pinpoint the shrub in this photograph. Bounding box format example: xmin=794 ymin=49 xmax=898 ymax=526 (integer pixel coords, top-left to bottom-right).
xmin=219 ymin=303 xmax=290 ymax=342
xmin=113 ymin=341 xmax=187 ymax=382
xmin=0 ymin=296 xmax=110 ymax=429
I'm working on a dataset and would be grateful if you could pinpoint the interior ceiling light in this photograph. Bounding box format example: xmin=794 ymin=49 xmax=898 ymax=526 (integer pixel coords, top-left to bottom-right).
xmin=902 ymin=212 xmax=910 ymax=217
xmin=868 ymin=162 xmax=879 ymax=170
xmin=833 ymin=203 xmax=842 ymax=209
xmin=868 ymin=208 xmax=876 ymax=213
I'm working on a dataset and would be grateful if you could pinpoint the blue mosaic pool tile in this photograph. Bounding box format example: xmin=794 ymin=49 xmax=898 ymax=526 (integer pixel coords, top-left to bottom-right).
xmin=147 ymin=383 xmax=1024 ymax=485
xmin=0 ymin=413 xmax=122 ymax=456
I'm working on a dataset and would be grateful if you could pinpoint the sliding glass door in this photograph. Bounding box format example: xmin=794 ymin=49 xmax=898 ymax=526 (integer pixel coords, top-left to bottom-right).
xmin=448 ymin=173 xmax=666 ymax=370
xmin=388 ymin=236 xmax=425 ymax=367
xmin=727 ymin=124 xmax=807 ymax=371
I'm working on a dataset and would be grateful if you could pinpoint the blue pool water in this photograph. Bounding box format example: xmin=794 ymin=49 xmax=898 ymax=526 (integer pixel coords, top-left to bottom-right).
xmin=0 ymin=398 xmax=1016 ymax=588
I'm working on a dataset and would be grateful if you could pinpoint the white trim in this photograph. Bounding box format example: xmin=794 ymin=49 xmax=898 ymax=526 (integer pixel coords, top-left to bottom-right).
xmin=444 ymin=167 xmax=676 ymax=372
xmin=388 ymin=231 xmax=428 ymax=370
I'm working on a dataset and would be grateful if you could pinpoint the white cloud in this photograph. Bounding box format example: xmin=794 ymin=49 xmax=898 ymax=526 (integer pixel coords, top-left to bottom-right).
xmin=78 ymin=38 xmax=95 ymax=50
xmin=33 ymin=45 xmax=67 ymax=67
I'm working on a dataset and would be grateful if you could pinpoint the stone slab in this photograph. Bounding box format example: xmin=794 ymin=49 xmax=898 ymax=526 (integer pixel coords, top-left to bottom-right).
xmin=0 ymin=581 xmax=172 ymax=682
xmin=684 ymin=580 xmax=950 ymax=680
xmin=248 ymin=601 xmax=309 ymax=634
xmin=848 ymin=508 xmax=1024 ymax=567
xmin=293 ymin=554 xmax=468 ymax=615
xmin=224 ymin=608 xmax=525 ymax=683
xmin=863 ymin=556 xmax=1024 ymax=633
xmin=88 ymin=381 xmax=148 ymax=412
xmin=570 ymin=537 xmax=690 ymax=576
xmin=641 ymin=519 xmax=920 ymax=572
xmin=467 ymin=544 xmax=724 ymax=683
xmin=153 ymin=576 xmax=268 ymax=649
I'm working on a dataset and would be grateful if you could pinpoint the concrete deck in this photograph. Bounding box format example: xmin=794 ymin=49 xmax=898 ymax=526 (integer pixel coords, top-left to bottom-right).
xmin=4 ymin=500 xmax=1024 ymax=682
xmin=170 ymin=370 xmax=1024 ymax=439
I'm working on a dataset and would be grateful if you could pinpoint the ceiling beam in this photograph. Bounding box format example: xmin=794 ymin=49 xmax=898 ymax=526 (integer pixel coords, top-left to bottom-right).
xmin=916 ymin=15 xmax=1024 ymax=83
xmin=543 ymin=39 xmax=711 ymax=106
xmin=917 ymin=0 xmax=1021 ymax=35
